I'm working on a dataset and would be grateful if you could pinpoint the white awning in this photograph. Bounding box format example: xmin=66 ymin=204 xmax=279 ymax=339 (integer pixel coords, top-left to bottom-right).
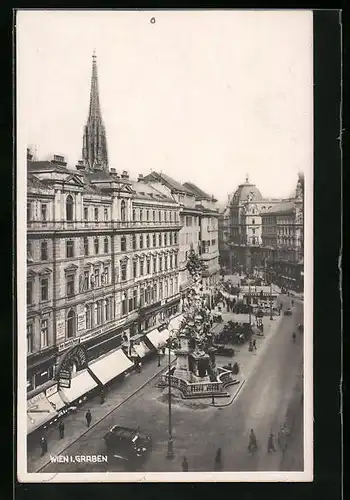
xmin=133 ymin=341 xmax=151 ymax=359
xmin=27 ymin=392 xmax=58 ymax=435
xmin=146 ymin=328 xmax=170 ymax=349
xmin=59 ymin=370 xmax=98 ymax=404
xmin=168 ymin=314 xmax=183 ymax=332
xmin=47 ymin=391 xmax=66 ymax=411
xmin=88 ymin=349 xmax=133 ymax=385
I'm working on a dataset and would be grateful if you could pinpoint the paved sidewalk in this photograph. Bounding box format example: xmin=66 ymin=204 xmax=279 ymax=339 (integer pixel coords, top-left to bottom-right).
xmin=27 ymin=352 xmax=175 ymax=473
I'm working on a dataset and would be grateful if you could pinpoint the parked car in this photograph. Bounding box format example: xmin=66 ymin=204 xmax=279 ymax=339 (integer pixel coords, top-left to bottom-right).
xmin=284 ymin=308 xmax=292 ymax=316
xmin=104 ymin=425 xmax=152 ymax=461
xmin=213 ymin=344 xmax=235 ymax=356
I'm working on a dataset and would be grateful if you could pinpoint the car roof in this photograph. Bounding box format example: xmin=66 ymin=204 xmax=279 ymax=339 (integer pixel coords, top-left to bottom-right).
xmin=109 ymin=425 xmax=149 ymax=439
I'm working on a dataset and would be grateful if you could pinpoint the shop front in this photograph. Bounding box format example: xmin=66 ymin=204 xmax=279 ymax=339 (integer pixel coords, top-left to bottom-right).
xmin=27 ymin=390 xmax=58 ymax=435
xmin=56 ymin=344 xmax=98 ymax=406
xmin=27 ymin=347 xmax=57 ymax=393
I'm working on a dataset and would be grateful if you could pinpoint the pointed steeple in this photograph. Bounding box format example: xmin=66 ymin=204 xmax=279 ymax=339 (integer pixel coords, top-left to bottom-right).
xmin=82 ymin=51 xmax=109 ymax=171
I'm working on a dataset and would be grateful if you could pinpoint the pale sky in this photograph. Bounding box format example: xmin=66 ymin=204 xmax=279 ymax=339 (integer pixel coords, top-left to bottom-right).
xmin=17 ymin=10 xmax=313 ymax=203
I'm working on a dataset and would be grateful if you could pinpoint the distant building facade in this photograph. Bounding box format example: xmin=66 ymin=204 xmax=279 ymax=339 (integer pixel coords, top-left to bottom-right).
xmin=219 ymin=174 xmax=304 ymax=291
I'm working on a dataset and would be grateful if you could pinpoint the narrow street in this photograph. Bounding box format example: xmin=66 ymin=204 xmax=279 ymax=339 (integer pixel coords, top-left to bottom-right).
xmin=39 ymin=299 xmax=303 ymax=473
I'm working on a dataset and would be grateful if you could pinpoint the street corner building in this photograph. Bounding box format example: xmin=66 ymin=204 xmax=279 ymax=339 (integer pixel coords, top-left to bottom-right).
xmin=218 ymin=174 xmax=304 ymax=292
xmin=25 ymin=52 xmax=221 ymax=437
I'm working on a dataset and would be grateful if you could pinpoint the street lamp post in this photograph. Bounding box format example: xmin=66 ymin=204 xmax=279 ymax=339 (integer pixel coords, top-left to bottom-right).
xmin=248 ymin=280 xmax=252 ymax=326
xmin=269 ymin=281 xmax=273 ymax=321
xmin=166 ymin=328 xmax=177 ymax=460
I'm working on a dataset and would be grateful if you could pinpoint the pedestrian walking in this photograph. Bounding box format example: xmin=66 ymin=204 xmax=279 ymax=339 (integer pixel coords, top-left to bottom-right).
xmin=252 ymin=339 xmax=257 ymax=351
xmin=100 ymin=388 xmax=105 ymax=404
xmin=248 ymin=429 xmax=257 ymax=453
xmin=40 ymin=435 xmax=47 ymax=456
xmin=58 ymin=420 xmax=65 ymax=439
xmin=267 ymin=433 xmax=276 ymax=453
xmin=214 ymin=448 xmax=222 ymax=471
xmin=85 ymin=409 xmax=92 ymax=428
xmin=182 ymin=456 xmax=189 ymax=472
xmin=162 ymin=346 xmax=166 ymax=355
xmin=157 ymin=350 xmax=161 ymax=367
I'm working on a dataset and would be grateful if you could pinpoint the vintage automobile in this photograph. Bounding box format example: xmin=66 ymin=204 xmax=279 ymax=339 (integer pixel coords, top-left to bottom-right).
xmin=104 ymin=425 xmax=152 ymax=461
xmin=283 ymin=308 xmax=292 ymax=316
xmin=212 ymin=344 xmax=235 ymax=356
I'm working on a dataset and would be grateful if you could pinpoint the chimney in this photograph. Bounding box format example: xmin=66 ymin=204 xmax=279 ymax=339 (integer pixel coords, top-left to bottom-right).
xmin=51 ymin=154 xmax=67 ymax=167
xmin=76 ymin=159 xmax=86 ymax=171
xmin=121 ymin=170 xmax=129 ymax=180
xmin=27 ymin=148 xmax=33 ymax=161
xmin=138 ymin=173 xmax=144 ymax=182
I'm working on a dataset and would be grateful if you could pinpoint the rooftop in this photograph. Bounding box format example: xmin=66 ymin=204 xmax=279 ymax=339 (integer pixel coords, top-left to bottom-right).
xmin=130 ymin=180 xmax=175 ymax=203
xmin=144 ymin=172 xmax=194 ymax=195
xmin=182 ymin=182 xmax=216 ymax=201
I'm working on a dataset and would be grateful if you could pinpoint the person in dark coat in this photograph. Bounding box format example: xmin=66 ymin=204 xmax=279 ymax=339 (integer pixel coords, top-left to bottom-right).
xmin=252 ymin=339 xmax=257 ymax=350
xmin=182 ymin=456 xmax=189 ymax=472
xmin=100 ymin=388 xmax=105 ymax=404
xmin=40 ymin=436 xmax=47 ymax=456
xmin=85 ymin=409 xmax=92 ymax=428
xmin=248 ymin=429 xmax=257 ymax=453
xmin=267 ymin=433 xmax=276 ymax=452
xmin=58 ymin=420 xmax=65 ymax=439
xmin=214 ymin=448 xmax=222 ymax=471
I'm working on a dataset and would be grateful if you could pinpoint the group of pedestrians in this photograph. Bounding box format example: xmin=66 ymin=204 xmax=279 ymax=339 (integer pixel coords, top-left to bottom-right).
xmin=248 ymin=428 xmax=286 ymax=454
xmin=40 ymin=408 xmax=93 ymax=456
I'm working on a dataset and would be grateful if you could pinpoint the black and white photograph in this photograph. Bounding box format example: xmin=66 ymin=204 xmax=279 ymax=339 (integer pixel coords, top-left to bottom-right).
xmin=17 ymin=10 xmax=313 ymax=482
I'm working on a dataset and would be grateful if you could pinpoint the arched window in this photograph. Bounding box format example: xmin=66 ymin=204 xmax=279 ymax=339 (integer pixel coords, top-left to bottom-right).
xmin=67 ymin=309 xmax=75 ymax=338
xmin=66 ymin=195 xmax=74 ymax=221
xmin=132 ymin=209 xmax=136 ymax=221
xmin=121 ymin=200 xmax=126 ymax=221
xmin=169 ymin=211 xmax=172 ymax=222
xmin=140 ymin=209 xmax=143 ymax=222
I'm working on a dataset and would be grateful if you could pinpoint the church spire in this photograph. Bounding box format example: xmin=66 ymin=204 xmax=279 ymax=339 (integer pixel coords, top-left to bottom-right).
xmin=82 ymin=51 xmax=109 ymax=171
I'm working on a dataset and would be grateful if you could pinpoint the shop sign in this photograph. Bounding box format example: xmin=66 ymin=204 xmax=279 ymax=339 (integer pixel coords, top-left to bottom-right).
xmin=58 ymin=337 xmax=80 ymax=353
xmin=56 ymin=320 xmax=65 ymax=341
xmin=80 ymin=330 xmax=101 ymax=343
xmin=58 ymin=377 xmax=71 ymax=389
xmin=77 ymin=313 xmax=86 ymax=332
xmin=28 ymin=391 xmax=47 ymax=408
xmin=45 ymin=384 xmax=58 ymax=398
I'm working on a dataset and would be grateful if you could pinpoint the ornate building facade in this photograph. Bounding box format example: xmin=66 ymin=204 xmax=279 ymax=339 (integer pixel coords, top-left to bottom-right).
xmin=26 ymin=153 xmax=182 ymax=394
xmin=219 ymin=174 xmax=304 ymax=291
xmin=26 ymin=52 xmax=220 ymax=400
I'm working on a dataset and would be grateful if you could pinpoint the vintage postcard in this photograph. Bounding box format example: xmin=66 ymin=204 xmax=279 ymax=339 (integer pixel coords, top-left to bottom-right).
xmin=16 ymin=9 xmax=313 ymax=482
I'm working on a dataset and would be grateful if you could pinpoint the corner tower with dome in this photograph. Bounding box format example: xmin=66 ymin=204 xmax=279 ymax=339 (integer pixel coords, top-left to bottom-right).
xmin=224 ymin=175 xmax=280 ymax=273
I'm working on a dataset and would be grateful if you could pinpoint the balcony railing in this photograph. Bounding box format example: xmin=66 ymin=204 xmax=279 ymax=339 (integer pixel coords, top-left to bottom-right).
xmin=27 ymin=220 xmax=183 ymax=231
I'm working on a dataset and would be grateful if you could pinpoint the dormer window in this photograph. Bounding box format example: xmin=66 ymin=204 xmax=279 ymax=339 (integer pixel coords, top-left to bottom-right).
xmin=66 ymin=195 xmax=74 ymax=221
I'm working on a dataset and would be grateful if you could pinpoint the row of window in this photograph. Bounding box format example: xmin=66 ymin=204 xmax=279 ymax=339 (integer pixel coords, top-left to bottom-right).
xmin=132 ymin=208 xmax=178 ymax=223
xmin=28 ymin=197 xmax=179 ymax=224
xmin=200 ymin=239 xmax=217 ymax=253
xmin=28 ymin=231 xmax=180 ymax=262
xmin=27 ymin=250 xmax=179 ymax=304
xmin=27 ymin=277 xmax=179 ymax=352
